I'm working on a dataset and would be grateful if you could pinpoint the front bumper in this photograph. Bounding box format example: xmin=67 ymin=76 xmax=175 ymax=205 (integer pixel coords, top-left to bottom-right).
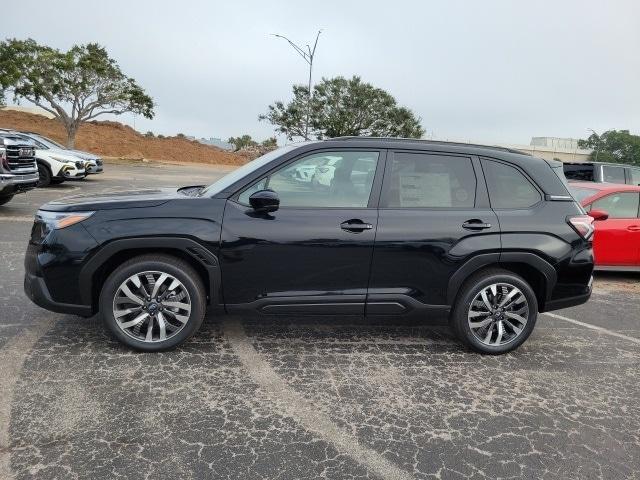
xmin=0 ymin=171 xmax=39 ymax=196
xmin=24 ymin=271 xmax=93 ymax=316
xmin=61 ymin=167 xmax=86 ymax=179
xmin=85 ymin=164 xmax=103 ymax=174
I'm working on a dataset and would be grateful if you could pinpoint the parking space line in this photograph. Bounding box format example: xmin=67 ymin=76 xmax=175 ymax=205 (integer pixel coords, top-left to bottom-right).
xmin=543 ymin=312 xmax=640 ymax=345
xmin=223 ymin=317 xmax=414 ymax=480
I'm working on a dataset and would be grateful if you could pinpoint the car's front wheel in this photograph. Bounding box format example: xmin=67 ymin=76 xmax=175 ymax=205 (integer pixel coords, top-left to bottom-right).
xmin=37 ymin=164 xmax=52 ymax=187
xmin=451 ymin=269 xmax=538 ymax=354
xmin=100 ymin=254 xmax=206 ymax=352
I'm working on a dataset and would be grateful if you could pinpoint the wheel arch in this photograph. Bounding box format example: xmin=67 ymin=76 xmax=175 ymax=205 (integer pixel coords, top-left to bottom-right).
xmin=447 ymin=252 xmax=556 ymax=311
xmin=79 ymin=237 xmax=221 ymax=314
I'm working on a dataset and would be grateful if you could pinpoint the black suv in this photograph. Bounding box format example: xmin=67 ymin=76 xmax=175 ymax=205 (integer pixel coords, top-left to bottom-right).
xmin=24 ymin=138 xmax=595 ymax=354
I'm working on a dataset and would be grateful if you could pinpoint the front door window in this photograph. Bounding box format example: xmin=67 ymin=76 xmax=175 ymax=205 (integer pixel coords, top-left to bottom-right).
xmin=238 ymin=151 xmax=379 ymax=208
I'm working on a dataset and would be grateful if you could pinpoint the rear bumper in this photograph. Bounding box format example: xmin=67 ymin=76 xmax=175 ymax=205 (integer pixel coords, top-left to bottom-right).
xmin=24 ymin=271 xmax=92 ymax=317
xmin=543 ymin=275 xmax=593 ymax=312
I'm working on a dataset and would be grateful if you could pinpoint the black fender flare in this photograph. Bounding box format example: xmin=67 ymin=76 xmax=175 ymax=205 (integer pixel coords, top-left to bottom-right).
xmin=78 ymin=237 xmax=221 ymax=307
xmin=446 ymin=252 xmax=557 ymax=305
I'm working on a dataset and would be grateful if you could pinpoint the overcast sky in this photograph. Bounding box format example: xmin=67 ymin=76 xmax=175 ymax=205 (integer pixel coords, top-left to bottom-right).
xmin=5 ymin=0 xmax=640 ymax=145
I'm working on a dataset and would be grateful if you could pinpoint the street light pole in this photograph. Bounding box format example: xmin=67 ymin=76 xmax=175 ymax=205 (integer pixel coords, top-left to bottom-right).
xmin=272 ymin=30 xmax=321 ymax=141
xmin=587 ymin=128 xmax=600 ymax=162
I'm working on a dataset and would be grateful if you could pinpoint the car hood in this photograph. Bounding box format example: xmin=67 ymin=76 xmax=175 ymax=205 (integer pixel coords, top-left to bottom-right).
xmin=70 ymin=149 xmax=100 ymax=161
xmin=40 ymin=187 xmax=183 ymax=212
xmin=39 ymin=148 xmax=83 ymax=162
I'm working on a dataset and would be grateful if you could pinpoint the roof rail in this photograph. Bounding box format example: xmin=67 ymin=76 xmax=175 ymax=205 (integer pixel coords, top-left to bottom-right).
xmin=328 ymin=136 xmax=530 ymax=155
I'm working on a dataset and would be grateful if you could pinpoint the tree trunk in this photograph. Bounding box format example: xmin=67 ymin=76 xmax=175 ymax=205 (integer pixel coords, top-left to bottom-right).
xmin=65 ymin=122 xmax=79 ymax=149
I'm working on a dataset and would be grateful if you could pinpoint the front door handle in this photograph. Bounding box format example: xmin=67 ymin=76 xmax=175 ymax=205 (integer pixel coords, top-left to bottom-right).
xmin=627 ymin=225 xmax=640 ymax=232
xmin=340 ymin=219 xmax=373 ymax=233
xmin=462 ymin=219 xmax=492 ymax=231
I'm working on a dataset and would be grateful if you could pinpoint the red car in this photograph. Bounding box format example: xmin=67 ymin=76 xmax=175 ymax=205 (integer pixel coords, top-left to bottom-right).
xmin=569 ymin=182 xmax=640 ymax=270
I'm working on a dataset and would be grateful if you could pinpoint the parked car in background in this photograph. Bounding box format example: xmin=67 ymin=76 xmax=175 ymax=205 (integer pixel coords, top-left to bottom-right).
xmin=569 ymin=182 xmax=640 ymax=271
xmin=0 ymin=133 xmax=39 ymax=205
xmin=564 ymin=161 xmax=640 ymax=185
xmin=0 ymin=131 xmax=86 ymax=186
xmin=25 ymin=138 xmax=595 ymax=354
xmin=311 ymin=156 xmax=343 ymax=188
xmin=22 ymin=132 xmax=103 ymax=174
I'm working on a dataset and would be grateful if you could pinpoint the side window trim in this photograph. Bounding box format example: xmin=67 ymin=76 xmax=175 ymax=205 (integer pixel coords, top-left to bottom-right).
xmin=379 ymin=150 xmax=479 ymax=210
xmin=479 ymin=157 xmax=544 ymax=210
xmin=233 ymin=148 xmax=384 ymax=209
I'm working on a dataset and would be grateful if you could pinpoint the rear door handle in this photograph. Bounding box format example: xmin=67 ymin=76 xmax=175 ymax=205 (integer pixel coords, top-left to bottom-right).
xmin=462 ymin=219 xmax=492 ymax=231
xmin=627 ymin=225 xmax=640 ymax=232
xmin=340 ymin=219 xmax=373 ymax=233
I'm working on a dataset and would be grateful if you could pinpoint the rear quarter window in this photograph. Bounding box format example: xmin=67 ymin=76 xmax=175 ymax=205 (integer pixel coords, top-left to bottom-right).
xmin=482 ymin=159 xmax=541 ymax=209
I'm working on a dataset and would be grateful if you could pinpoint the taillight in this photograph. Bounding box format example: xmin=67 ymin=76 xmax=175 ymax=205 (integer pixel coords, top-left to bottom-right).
xmin=567 ymin=214 xmax=594 ymax=240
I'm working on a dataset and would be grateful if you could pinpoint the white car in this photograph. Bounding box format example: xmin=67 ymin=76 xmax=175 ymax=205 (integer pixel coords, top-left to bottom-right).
xmin=6 ymin=132 xmax=86 ymax=186
xmin=23 ymin=132 xmax=103 ymax=174
xmin=311 ymin=156 xmax=343 ymax=188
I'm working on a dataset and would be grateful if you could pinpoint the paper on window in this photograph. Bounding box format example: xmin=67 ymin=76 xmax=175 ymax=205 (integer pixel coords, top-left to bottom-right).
xmin=399 ymin=173 xmax=451 ymax=207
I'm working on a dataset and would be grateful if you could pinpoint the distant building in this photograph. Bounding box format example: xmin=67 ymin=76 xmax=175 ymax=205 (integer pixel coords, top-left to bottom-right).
xmin=530 ymin=137 xmax=580 ymax=150
xmin=197 ymin=137 xmax=234 ymax=151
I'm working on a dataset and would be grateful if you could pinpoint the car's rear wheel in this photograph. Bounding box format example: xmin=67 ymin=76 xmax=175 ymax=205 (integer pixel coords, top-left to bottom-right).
xmin=37 ymin=164 xmax=52 ymax=187
xmin=451 ymin=269 xmax=538 ymax=354
xmin=0 ymin=195 xmax=14 ymax=206
xmin=100 ymin=254 xmax=206 ymax=352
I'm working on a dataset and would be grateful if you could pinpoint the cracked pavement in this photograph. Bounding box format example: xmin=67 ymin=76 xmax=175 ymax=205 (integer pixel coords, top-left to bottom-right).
xmin=1 ymin=162 xmax=639 ymax=479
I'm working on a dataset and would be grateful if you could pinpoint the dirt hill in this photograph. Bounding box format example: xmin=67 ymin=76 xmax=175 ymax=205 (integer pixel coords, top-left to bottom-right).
xmin=0 ymin=109 xmax=248 ymax=166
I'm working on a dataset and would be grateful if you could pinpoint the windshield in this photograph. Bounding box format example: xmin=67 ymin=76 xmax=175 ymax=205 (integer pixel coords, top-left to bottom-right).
xmin=31 ymin=134 xmax=66 ymax=149
xmin=568 ymin=186 xmax=599 ymax=203
xmin=199 ymin=144 xmax=301 ymax=197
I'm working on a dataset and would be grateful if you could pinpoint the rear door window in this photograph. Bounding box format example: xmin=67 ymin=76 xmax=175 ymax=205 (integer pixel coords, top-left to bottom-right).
xmin=630 ymin=168 xmax=640 ymax=186
xmin=380 ymin=152 xmax=476 ymax=208
xmin=481 ymin=159 xmax=541 ymax=209
xmin=602 ymin=166 xmax=626 ymax=184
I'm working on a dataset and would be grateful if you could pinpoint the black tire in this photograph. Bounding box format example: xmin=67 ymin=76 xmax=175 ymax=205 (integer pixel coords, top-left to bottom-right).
xmin=50 ymin=178 xmax=65 ymax=185
xmin=37 ymin=163 xmax=52 ymax=187
xmin=0 ymin=195 xmax=14 ymax=206
xmin=450 ymin=268 xmax=538 ymax=354
xmin=99 ymin=254 xmax=207 ymax=352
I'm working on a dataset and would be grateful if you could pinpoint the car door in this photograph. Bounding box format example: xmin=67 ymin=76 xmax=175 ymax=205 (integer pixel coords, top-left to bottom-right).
xmin=587 ymin=191 xmax=640 ymax=266
xmin=367 ymin=151 xmax=500 ymax=316
xmin=220 ymin=149 xmax=384 ymax=314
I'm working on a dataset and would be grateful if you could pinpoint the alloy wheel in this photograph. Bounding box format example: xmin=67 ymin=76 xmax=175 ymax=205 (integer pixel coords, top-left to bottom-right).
xmin=467 ymin=283 xmax=529 ymax=347
xmin=112 ymin=270 xmax=192 ymax=343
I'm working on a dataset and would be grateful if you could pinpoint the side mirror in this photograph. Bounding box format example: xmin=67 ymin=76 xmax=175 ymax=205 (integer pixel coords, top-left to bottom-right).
xmin=249 ymin=189 xmax=280 ymax=213
xmin=588 ymin=208 xmax=609 ymax=221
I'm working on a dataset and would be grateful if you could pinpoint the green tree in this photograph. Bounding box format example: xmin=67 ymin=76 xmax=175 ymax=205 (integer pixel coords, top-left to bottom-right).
xmin=261 ymin=76 xmax=424 ymax=140
xmin=0 ymin=38 xmax=154 ymax=147
xmin=261 ymin=137 xmax=277 ymax=148
xmin=228 ymin=134 xmax=258 ymax=151
xmin=578 ymin=130 xmax=640 ymax=166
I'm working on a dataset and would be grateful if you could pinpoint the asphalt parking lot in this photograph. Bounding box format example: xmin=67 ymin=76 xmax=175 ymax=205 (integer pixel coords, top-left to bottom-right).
xmin=1 ymin=162 xmax=639 ymax=480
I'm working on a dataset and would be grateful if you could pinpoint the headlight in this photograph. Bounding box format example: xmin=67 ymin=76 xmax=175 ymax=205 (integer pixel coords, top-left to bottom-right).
xmin=36 ymin=210 xmax=95 ymax=230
